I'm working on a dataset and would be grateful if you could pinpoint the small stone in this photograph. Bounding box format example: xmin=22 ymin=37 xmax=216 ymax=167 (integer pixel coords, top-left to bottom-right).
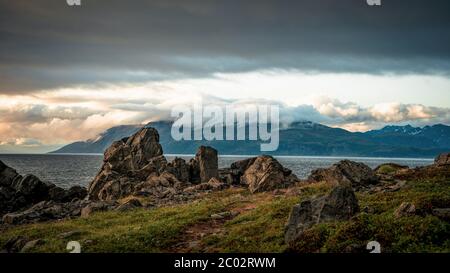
xmin=58 ymin=230 xmax=82 ymax=239
xmin=394 ymin=202 xmax=416 ymax=218
xmin=211 ymin=211 xmax=232 ymax=220
xmin=20 ymin=239 xmax=43 ymax=253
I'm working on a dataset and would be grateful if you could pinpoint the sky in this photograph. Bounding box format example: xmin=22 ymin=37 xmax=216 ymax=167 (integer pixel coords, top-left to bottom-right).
xmin=1 ymin=0 xmax=450 ymax=153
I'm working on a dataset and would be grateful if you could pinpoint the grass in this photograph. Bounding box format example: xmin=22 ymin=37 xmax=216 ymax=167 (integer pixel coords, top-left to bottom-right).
xmin=1 ymin=177 xmax=449 ymax=253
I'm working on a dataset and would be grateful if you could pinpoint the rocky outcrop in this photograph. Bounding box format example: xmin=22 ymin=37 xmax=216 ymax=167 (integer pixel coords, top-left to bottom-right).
xmin=435 ymin=152 xmax=450 ymax=166
xmin=285 ymin=185 xmax=359 ymax=247
xmin=394 ymin=202 xmax=416 ymax=218
xmin=219 ymin=157 xmax=257 ymax=185
xmin=2 ymin=200 xmax=89 ymax=225
xmin=87 ymin=127 xmax=164 ymax=200
xmin=308 ymin=160 xmax=379 ymax=191
xmin=165 ymin=157 xmax=190 ymax=183
xmin=86 ymin=131 xmax=224 ymax=202
xmin=241 ymin=155 xmax=298 ymax=193
xmin=0 ymin=160 xmax=87 ymax=217
xmin=190 ymin=146 xmax=219 ymax=183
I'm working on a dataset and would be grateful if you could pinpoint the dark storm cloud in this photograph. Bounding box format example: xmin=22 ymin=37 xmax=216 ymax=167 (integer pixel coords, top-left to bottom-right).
xmin=1 ymin=0 xmax=450 ymax=93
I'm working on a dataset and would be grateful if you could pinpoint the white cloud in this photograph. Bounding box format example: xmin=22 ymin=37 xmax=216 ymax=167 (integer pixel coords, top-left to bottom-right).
xmin=0 ymin=71 xmax=450 ymax=152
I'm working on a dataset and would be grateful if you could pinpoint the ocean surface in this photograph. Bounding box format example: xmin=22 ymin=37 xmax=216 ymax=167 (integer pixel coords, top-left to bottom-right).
xmin=0 ymin=154 xmax=433 ymax=189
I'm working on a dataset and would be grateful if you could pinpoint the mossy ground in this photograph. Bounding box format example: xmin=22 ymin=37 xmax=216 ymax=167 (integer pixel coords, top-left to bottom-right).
xmin=1 ymin=177 xmax=449 ymax=253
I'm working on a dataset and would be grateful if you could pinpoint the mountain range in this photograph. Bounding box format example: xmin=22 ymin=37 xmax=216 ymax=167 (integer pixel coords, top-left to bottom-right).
xmin=51 ymin=121 xmax=450 ymax=158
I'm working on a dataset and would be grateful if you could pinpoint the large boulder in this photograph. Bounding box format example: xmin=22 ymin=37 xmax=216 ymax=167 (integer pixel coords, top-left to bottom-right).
xmin=87 ymin=127 xmax=164 ymax=200
xmin=219 ymin=157 xmax=258 ymax=185
xmin=435 ymin=153 xmax=450 ymax=166
xmin=241 ymin=155 xmax=298 ymax=193
xmin=191 ymin=146 xmax=219 ymax=183
xmin=0 ymin=161 xmax=19 ymax=187
xmin=0 ymin=160 xmax=88 ymax=218
xmin=308 ymin=160 xmax=379 ymax=190
xmin=285 ymin=185 xmax=359 ymax=246
xmin=12 ymin=175 xmax=51 ymax=203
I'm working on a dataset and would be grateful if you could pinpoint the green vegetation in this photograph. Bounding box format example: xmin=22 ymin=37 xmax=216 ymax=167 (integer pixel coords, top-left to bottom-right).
xmin=1 ymin=178 xmax=449 ymax=253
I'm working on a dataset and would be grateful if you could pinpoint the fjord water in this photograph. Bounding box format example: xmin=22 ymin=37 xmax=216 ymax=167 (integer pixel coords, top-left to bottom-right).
xmin=0 ymin=154 xmax=433 ymax=189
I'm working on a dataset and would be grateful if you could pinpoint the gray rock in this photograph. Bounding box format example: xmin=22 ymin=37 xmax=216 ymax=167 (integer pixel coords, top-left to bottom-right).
xmin=2 ymin=200 xmax=89 ymax=225
xmin=241 ymin=155 xmax=298 ymax=193
xmin=12 ymin=174 xmax=51 ymax=203
xmin=87 ymin=127 xmax=164 ymax=200
xmin=20 ymin=239 xmax=43 ymax=253
xmin=165 ymin=157 xmax=190 ymax=182
xmin=0 ymin=160 xmax=19 ymax=187
xmin=308 ymin=160 xmax=379 ymax=190
xmin=194 ymin=146 xmax=219 ymax=183
xmin=49 ymin=185 xmax=87 ymax=203
xmin=284 ymin=185 xmax=359 ymax=246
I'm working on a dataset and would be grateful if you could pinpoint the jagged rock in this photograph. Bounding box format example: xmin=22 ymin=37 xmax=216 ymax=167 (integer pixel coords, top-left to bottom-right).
xmin=115 ymin=198 xmax=143 ymax=212
xmin=165 ymin=157 xmax=190 ymax=182
xmin=87 ymin=127 xmax=164 ymax=200
xmin=2 ymin=200 xmax=90 ymax=225
xmin=435 ymin=153 xmax=450 ymax=166
xmin=0 ymin=161 xmax=19 ymax=187
xmin=0 ymin=160 xmax=88 ymax=219
xmin=394 ymin=202 xmax=416 ymax=218
xmin=97 ymin=178 xmax=136 ymax=201
xmin=241 ymin=155 xmax=298 ymax=193
xmin=126 ymin=128 xmax=164 ymax=168
xmin=1 ymin=236 xmax=29 ymax=253
xmin=49 ymin=185 xmax=87 ymax=202
xmin=231 ymin=157 xmax=258 ymax=174
xmin=0 ymin=186 xmax=26 ymax=216
xmin=80 ymin=201 xmax=118 ymax=218
xmin=308 ymin=160 xmax=379 ymax=191
xmin=218 ymin=157 xmax=258 ymax=185
xmin=183 ymin=177 xmax=227 ymax=193
xmin=191 ymin=146 xmax=219 ymax=183
xmin=284 ymin=185 xmax=359 ymax=246
xmin=12 ymin=174 xmax=51 ymax=203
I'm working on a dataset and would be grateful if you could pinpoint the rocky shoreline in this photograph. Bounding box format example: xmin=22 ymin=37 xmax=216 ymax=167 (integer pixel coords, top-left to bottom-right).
xmin=1 ymin=127 xmax=449 ymax=252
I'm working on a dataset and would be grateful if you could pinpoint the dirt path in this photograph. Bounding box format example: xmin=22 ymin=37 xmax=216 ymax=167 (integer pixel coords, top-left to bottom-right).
xmin=168 ymin=201 xmax=259 ymax=252
xmin=168 ymin=215 xmax=230 ymax=252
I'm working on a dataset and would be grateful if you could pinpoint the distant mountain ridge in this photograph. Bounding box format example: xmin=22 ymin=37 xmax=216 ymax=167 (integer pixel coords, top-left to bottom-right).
xmin=51 ymin=121 xmax=450 ymax=158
